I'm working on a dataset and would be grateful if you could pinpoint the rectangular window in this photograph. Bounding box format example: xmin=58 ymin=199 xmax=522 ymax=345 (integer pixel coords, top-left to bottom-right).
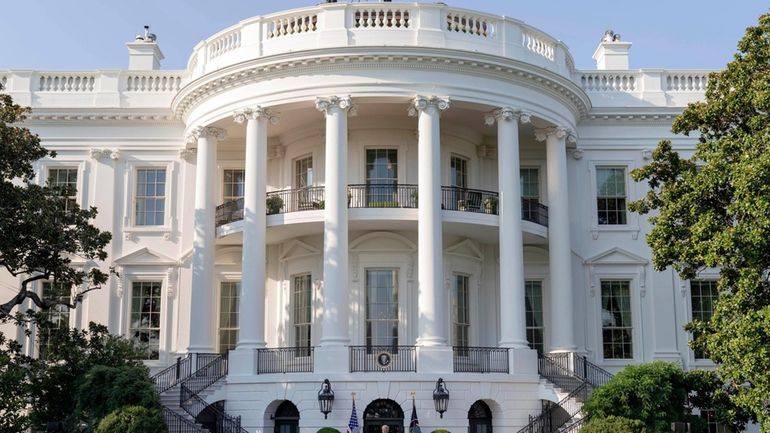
xmin=38 ymin=282 xmax=71 ymax=359
xmin=129 ymin=281 xmax=162 ymax=360
xmin=48 ymin=168 xmax=78 ymax=212
xmin=223 ymin=169 xmax=245 ymax=203
xmin=294 ymin=156 xmax=313 ymax=189
xmin=596 ymin=167 xmax=627 ymax=225
xmin=690 ymin=280 xmax=718 ymax=360
xmin=452 ymin=274 xmax=470 ymax=349
xmin=525 ymin=280 xmax=545 ymax=354
xmin=135 ymin=168 xmax=166 ymax=226
xmin=521 ymin=168 xmax=540 ymax=221
xmin=365 ymin=149 xmax=398 ymax=206
xmin=293 ymin=274 xmax=312 ymax=356
xmin=601 ymin=280 xmax=633 ymax=359
xmin=700 ymin=410 xmax=730 ymax=433
xmin=365 ymin=269 xmax=398 ymax=348
xmin=218 ymin=281 xmax=240 ymax=354
xmin=450 ymin=156 xmax=468 ymax=188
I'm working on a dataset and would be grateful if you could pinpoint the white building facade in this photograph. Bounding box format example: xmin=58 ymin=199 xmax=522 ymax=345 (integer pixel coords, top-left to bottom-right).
xmin=0 ymin=2 xmax=737 ymax=432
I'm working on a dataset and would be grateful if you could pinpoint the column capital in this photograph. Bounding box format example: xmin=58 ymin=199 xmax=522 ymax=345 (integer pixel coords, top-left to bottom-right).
xmin=185 ymin=126 xmax=227 ymax=145
xmin=483 ymin=107 xmax=532 ymax=125
xmin=233 ymin=107 xmax=280 ymax=125
xmin=534 ymin=126 xmax=574 ymax=142
xmin=316 ymin=96 xmax=356 ymax=115
xmin=408 ymin=95 xmax=450 ymax=117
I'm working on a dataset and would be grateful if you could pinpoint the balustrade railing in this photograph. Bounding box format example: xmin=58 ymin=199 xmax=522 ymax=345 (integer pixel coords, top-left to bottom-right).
xmin=267 ymin=186 xmax=325 ymax=214
xmin=152 ymin=354 xmax=193 ymax=394
xmin=348 ymin=184 xmax=417 ymax=209
xmin=39 ymin=74 xmax=95 ymax=92
xmin=446 ymin=12 xmax=495 ymax=37
xmin=522 ymin=198 xmax=549 ymax=226
xmin=162 ymin=406 xmax=206 ymax=433
xmin=665 ymin=72 xmax=709 ymax=91
xmin=267 ymin=13 xmax=318 ymax=38
xmin=522 ymin=31 xmax=555 ymax=61
xmin=579 ymin=72 xmax=637 ymax=92
xmin=256 ymin=347 xmax=314 ymax=374
xmin=517 ymin=383 xmax=589 ymax=433
xmin=208 ymin=29 xmax=242 ymax=60
xmin=126 ymin=73 xmax=182 ymax=92
xmin=350 ymin=345 xmax=417 ymax=372
xmin=354 ymin=8 xmax=410 ymax=28
xmin=452 ymin=346 xmax=509 ymax=373
xmin=215 ymin=198 xmax=244 ymax=227
xmin=180 ymin=384 xmax=245 ymax=433
xmin=441 ymin=186 xmax=499 ymax=215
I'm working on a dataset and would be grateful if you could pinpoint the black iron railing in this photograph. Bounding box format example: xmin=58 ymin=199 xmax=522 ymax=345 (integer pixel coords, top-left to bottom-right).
xmin=266 ymin=186 xmax=325 ymax=214
xmin=215 ymin=198 xmax=244 ymax=226
xmin=347 ymin=184 xmax=418 ymax=208
xmin=517 ymin=383 xmax=589 ymax=433
xmin=573 ymin=354 xmax=614 ymax=388
xmin=537 ymin=353 xmax=584 ymax=394
xmin=541 ymin=353 xmax=613 ymax=390
xmin=561 ymin=417 xmax=587 ymax=433
xmin=349 ymin=345 xmax=417 ymax=372
xmin=452 ymin=346 xmax=509 ymax=373
xmin=162 ymin=406 xmax=205 ymax=433
xmin=256 ymin=347 xmax=314 ymax=374
xmin=522 ymin=198 xmax=549 ymax=226
xmin=441 ymin=186 xmax=499 ymax=214
xmin=152 ymin=354 xmax=193 ymax=394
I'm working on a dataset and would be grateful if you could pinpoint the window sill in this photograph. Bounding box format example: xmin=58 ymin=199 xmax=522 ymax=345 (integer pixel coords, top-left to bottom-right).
xmin=590 ymin=224 xmax=640 ymax=240
xmin=123 ymin=226 xmax=173 ymax=241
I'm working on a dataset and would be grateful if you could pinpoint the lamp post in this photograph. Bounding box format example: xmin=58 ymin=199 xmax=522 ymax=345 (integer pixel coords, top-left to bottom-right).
xmin=433 ymin=378 xmax=449 ymax=418
xmin=318 ymin=378 xmax=335 ymax=419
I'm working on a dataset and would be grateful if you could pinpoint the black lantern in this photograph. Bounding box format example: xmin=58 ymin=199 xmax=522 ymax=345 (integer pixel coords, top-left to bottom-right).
xmin=432 ymin=378 xmax=449 ymax=418
xmin=318 ymin=378 xmax=335 ymax=419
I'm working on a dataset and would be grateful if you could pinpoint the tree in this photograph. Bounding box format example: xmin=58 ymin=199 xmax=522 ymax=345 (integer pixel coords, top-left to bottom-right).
xmin=581 ymin=416 xmax=646 ymax=433
xmin=0 ymin=332 xmax=39 ymax=433
xmin=94 ymin=406 xmax=167 ymax=433
xmin=0 ymin=89 xmax=112 ymax=321
xmin=630 ymin=13 xmax=770 ymax=431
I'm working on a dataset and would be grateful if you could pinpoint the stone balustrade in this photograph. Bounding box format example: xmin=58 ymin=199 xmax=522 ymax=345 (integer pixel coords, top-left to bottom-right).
xmin=574 ymin=69 xmax=716 ymax=107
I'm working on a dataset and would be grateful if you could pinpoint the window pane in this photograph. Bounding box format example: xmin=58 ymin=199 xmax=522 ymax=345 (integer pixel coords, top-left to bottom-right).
xmin=525 ymin=281 xmax=544 ymax=354
xmin=450 ymin=156 xmax=468 ymax=188
xmin=135 ymin=169 xmax=166 ymax=226
xmin=690 ymin=280 xmax=718 ymax=359
xmin=601 ymin=280 xmax=632 ymax=359
xmin=48 ymin=168 xmax=78 ymax=213
xmin=218 ymin=281 xmax=240 ymax=353
xmin=452 ymin=274 xmax=470 ymax=348
xmin=292 ymin=275 xmax=312 ymax=355
xmin=596 ymin=168 xmax=627 ymax=225
xmin=38 ymin=282 xmax=72 ymax=359
xmin=129 ymin=281 xmax=163 ymax=360
xmin=365 ymin=269 xmax=398 ymax=347
xmin=294 ymin=157 xmax=313 ymax=189
xmin=223 ymin=169 xmax=245 ymax=202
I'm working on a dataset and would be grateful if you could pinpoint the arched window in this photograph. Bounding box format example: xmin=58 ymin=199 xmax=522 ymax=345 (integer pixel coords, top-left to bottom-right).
xmin=363 ymin=399 xmax=404 ymax=433
xmin=274 ymin=400 xmax=300 ymax=433
xmin=468 ymin=400 xmax=493 ymax=433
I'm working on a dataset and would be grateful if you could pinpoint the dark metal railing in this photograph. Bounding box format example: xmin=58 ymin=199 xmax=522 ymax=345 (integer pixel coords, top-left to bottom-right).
xmin=256 ymin=347 xmax=314 ymax=374
xmin=561 ymin=417 xmax=587 ymax=433
xmin=452 ymin=346 xmax=509 ymax=373
xmin=162 ymin=406 xmax=205 ymax=433
xmin=541 ymin=353 xmax=613 ymax=390
xmin=573 ymin=354 xmax=614 ymax=389
xmin=441 ymin=186 xmax=499 ymax=214
xmin=180 ymin=383 xmax=245 ymax=433
xmin=266 ymin=186 xmax=325 ymax=214
xmin=349 ymin=345 xmax=417 ymax=372
xmin=522 ymin=197 xmax=549 ymax=226
xmin=152 ymin=354 xmax=193 ymax=394
xmin=538 ymin=353 xmax=584 ymax=394
xmin=215 ymin=198 xmax=244 ymax=226
xmin=517 ymin=383 xmax=589 ymax=433
xmin=347 ymin=184 xmax=418 ymax=208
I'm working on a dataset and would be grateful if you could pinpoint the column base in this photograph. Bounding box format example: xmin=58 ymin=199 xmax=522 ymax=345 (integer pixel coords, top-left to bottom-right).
xmin=314 ymin=346 xmax=351 ymax=373
xmin=229 ymin=349 xmax=258 ymax=376
xmin=509 ymin=348 xmax=538 ymax=375
xmin=417 ymin=345 xmax=453 ymax=374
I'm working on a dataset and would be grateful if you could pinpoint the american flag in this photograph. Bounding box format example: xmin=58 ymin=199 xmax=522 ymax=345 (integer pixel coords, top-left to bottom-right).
xmin=410 ymin=400 xmax=421 ymax=433
xmin=347 ymin=399 xmax=360 ymax=433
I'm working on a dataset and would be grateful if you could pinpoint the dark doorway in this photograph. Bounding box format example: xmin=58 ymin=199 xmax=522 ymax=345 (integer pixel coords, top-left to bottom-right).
xmin=468 ymin=400 xmax=493 ymax=433
xmin=363 ymin=399 xmax=404 ymax=433
xmin=274 ymin=400 xmax=300 ymax=433
xmin=195 ymin=400 xmax=225 ymax=433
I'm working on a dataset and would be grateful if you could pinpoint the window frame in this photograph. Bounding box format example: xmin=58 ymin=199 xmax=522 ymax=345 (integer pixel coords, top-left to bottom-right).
xmin=123 ymin=161 xmax=175 ymax=236
xmin=42 ymin=161 xmax=88 ymax=208
xmin=36 ymin=281 xmax=74 ymax=359
xmin=595 ymin=166 xmax=628 ymax=226
xmin=588 ymin=160 xmax=640 ymax=239
xmin=590 ymin=270 xmax=641 ymax=364
xmin=217 ymin=280 xmax=241 ymax=354
xmin=452 ymin=273 xmax=471 ymax=348
xmin=134 ymin=167 xmax=168 ymax=227
xmin=291 ymin=273 xmax=313 ymax=356
xmin=685 ymin=272 xmax=719 ymax=366
xmin=525 ymin=279 xmax=545 ymax=354
xmin=364 ymin=267 xmax=400 ymax=348
xmin=449 ymin=154 xmax=469 ymax=189
xmin=128 ymin=280 xmax=164 ymax=361
xmin=293 ymin=155 xmax=314 ymax=189
xmin=119 ymin=268 xmax=172 ymax=367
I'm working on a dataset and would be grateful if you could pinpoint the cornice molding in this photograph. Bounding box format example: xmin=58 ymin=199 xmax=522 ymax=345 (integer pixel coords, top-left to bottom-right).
xmin=171 ymin=47 xmax=591 ymax=121
xmin=26 ymin=113 xmax=178 ymax=122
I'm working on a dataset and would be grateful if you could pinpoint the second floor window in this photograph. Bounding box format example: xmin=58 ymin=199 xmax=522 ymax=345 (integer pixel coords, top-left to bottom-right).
xmin=596 ymin=167 xmax=627 ymax=225
xmin=135 ymin=169 xmax=166 ymax=226
xmin=294 ymin=156 xmax=313 ymax=189
xmin=223 ymin=169 xmax=245 ymax=203
xmin=48 ymin=168 xmax=78 ymax=212
xmin=365 ymin=149 xmax=398 ymax=205
xmin=521 ymin=168 xmax=540 ymax=221
xmin=293 ymin=274 xmax=312 ymax=356
xmin=452 ymin=274 xmax=470 ymax=349
xmin=365 ymin=269 xmax=398 ymax=348
xmin=690 ymin=280 xmax=718 ymax=360
xmin=450 ymin=156 xmax=468 ymax=188
xmin=219 ymin=281 xmax=240 ymax=354
xmin=525 ymin=280 xmax=544 ymax=354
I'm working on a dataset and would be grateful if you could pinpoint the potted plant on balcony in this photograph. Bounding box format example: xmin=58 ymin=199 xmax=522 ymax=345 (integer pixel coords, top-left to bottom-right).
xmin=312 ymin=200 xmax=325 ymax=209
xmin=266 ymin=195 xmax=284 ymax=215
xmin=483 ymin=196 xmax=497 ymax=214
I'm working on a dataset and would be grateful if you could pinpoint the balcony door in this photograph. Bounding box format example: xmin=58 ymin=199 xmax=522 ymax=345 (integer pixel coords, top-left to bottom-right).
xmin=365 ymin=149 xmax=398 ymax=206
xmin=365 ymin=269 xmax=399 ymax=349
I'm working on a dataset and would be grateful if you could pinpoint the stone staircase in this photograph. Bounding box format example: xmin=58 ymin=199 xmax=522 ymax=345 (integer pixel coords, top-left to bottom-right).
xmin=519 ymin=353 xmax=613 ymax=433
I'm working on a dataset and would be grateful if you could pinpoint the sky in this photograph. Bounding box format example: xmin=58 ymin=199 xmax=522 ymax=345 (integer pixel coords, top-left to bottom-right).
xmin=0 ymin=0 xmax=767 ymax=71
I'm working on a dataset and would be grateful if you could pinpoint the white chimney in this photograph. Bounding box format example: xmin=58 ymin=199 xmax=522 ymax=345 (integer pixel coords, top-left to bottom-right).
xmin=592 ymin=30 xmax=632 ymax=70
xmin=126 ymin=25 xmax=164 ymax=70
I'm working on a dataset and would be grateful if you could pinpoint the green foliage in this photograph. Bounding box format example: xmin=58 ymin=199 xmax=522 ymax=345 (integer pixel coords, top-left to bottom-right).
xmin=94 ymin=406 xmax=167 ymax=433
xmin=583 ymin=362 xmax=689 ymax=433
xmin=266 ymin=195 xmax=284 ymax=214
xmin=581 ymin=416 xmax=646 ymax=433
xmin=75 ymin=365 xmax=160 ymax=427
xmin=317 ymin=428 xmax=341 ymax=433
xmin=0 ymin=332 xmax=40 ymax=433
xmin=431 ymin=430 xmax=451 ymax=433
xmin=629 ymin=13 xmax=770 ymax=432
xmin=0 ymin=89 xmax=111 ymax=322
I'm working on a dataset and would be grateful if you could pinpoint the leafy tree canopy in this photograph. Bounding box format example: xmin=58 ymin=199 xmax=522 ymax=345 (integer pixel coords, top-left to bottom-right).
xmin=94 ymin=406 xmax=167 ymax=433
xmin=630 ymin=13 xmax=770 ymax=431
xmin=0 ymin=90 xmax=112 ymax=322
xmin=581 ymin=416 xmax=647 ymax=433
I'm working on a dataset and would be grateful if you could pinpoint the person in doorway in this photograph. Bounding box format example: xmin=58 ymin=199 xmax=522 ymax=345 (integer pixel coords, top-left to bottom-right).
xmin=381 ymin=425 xmax=390 ymax=433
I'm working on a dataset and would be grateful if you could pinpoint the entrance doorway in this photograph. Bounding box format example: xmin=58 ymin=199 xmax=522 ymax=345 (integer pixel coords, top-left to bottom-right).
xmin=274 ymin=400 xmax=300 ymax=433
xmin=468 ymin=400 xmax=493 ymax=433
xmin=363 ymin=399 xmax=404 ymax=433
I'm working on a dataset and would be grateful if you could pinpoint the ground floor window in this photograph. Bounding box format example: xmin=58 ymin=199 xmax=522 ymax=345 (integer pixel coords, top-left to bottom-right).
xmin=292 ymin=274 xmax=312 ymax=356
xmin=130 ymin=281 xmax=162 ymax=360
xmin=218 ymin=281 xmax=240 ymax=353
xmin=525 ymin=280 xmax=544 ymax=354
xmin=365 ymin=269 xmax=398 ymax=348
xmin=600 ymin=279 xmax=632 ymax=359
xmin=699 ymin=410 xmax=730 ymax=433
xmin=453 ymin=274 xmax=470 ymax=348
xmin=690 ymin=280 xmax=717 ymax=359
xmin=38 ymin=282 xmax=71 ymax=359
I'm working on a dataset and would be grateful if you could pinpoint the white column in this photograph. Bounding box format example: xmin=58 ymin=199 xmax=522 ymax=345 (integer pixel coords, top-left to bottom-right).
xmin=316 ymin=96 xmax=354 ymax=347
xmin=410 ymin=95 xmax=450 ymax=348
xmin=485 ymin=108 xmax=530 ymax=349
xmin=537 ymin=126 xmax=576 ymax=352
xmin=187 ymin=126 xmax=226 ymax=353
xmin=233 ymin=108 xmax=278 ymax=350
